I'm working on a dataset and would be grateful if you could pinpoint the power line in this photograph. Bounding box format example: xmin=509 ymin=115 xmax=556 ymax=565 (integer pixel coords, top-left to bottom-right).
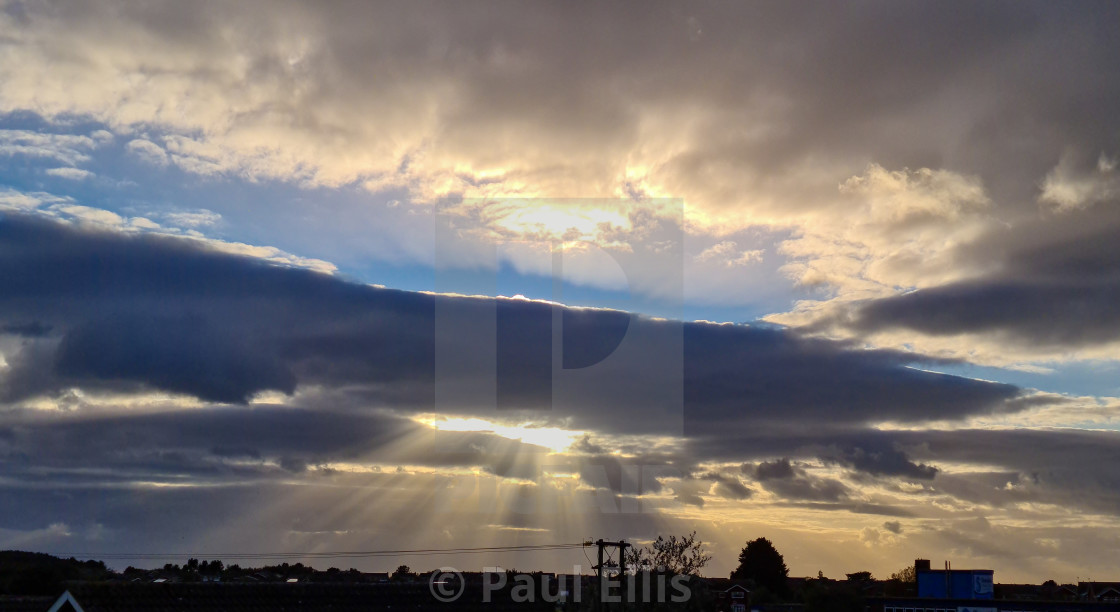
xmin=57 ymin=543 xmax=589 ymax=561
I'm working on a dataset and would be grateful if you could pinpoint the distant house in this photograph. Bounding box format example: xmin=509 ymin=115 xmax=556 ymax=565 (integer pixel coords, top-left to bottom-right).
xmin=995 ymin=583 xmax=1043 ymax=601
xmin=712 ymin=582 xmax=750 ymax=612
xmin=1082 ymin=582 xmax=1120 ymax=602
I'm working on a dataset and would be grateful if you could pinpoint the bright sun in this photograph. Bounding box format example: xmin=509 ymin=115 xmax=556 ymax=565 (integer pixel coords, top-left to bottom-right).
xmin=413 ymin=415 xmax=582 ymax=453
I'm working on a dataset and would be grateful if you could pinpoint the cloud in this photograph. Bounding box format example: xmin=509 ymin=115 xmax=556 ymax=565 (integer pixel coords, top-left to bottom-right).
xmin=0 ymin=213 xmax=1022 ymax=428
xmin=774 ymin=163 xmax=996 ymax=304
xmin=713 ymin=477 xmax=753 ymax=500
xmin=53 ymin=313 xmax=298 ymax=404
xmin=765 ymin=158 xmax=1120 ymax=366
xmin=849 ymin=221 xmax=1120 ymax=351
xmin=1040 ymin=152 xmax=1120 ymax=212
xmin=707 ymin=426 xmax=1120 ymax=520
xmin=50 ymin=204 xmax=125 ymax=226
xmin=0 ymin=1 xmax=1114 ymax=237
xmin=0 ymin=187 xmax=72 ymax=211
xmin=699 ymin=470 xmax=754 ymax=500
xmin=5 ymin=214 xmax=1088 ymax=540
xmin=754 ymin=458 xmax=797 ymax=481
xmin=164 ymin=209 xmax=221 ymax=228
xmin=694 ymin=241 xmax=764 ymax=267
xmin=45 ymin=167 xmax=94 ymax=180
xmin=768 ymin=475 xmax=850 ymax=503
xmin=0 ymin=187 xmax=335 ymax=273
xmin=126 ymin=138 xmax=169 ymax=167
xmin=826 ymin=443 xmax=938 ymax=481
xmin=3 ymin=0 xmax=1119 ymax=331
xmin=681 ymin=323 xmax=1019 ymax=433
xmin=749 ymin=458 xmax=850 ymax=501
xmin=0 ymin=129 xmax=97 ymax=165
xmin=0 ymin=208 xmax=1064 ymax=558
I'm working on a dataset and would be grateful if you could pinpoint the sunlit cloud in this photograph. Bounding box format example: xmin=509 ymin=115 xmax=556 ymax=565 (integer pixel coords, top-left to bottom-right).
xmin=412 ymin=414 xmax=586 ymax=453
xmin=1040 ymin=151 xmax=1120 ymax=212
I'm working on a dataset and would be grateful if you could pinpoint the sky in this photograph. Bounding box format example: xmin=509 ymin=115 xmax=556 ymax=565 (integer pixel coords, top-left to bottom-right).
xmin=1 ymin=0 xmax=1120 ymax=584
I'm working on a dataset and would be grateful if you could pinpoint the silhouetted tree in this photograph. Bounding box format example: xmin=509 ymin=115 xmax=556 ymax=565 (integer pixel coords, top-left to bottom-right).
xmin=626 ymin=531 xmax=712 ymax=576
xmin=0 ymin=552 xmax=98 ymax=596
xmin=889 ymin=565 xmax=916 ymax=582
xmin=392 ymin=565 xmax=414 ymax=581
xmin=731 ymin=537 xmax=789 ymax=596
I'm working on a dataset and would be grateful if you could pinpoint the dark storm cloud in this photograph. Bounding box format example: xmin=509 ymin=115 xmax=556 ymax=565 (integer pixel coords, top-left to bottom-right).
xmin=55 ymin=313 xmax=298 ymax=404
xmin=907 ymin=428 xmax=1120 ymax=510
xmin=768 ymin=478 xmax=849 ymax=503
xmin=851 ymin=217 xmax=1120 ymax=348
xmin=0 ymin=212 xmax=1059 ymax=528
xmin=712 ymin=477 xmax=753 ymax=500
xmin=748 ymin=458 xmax=850 ymax=502
xmin=0 ymin=213 xmax=1022 ymax=432
xmin=693 ymin=425 xmax=1120 ymax=516
xmin=753 ymin=459 xmax=796 ymax=481
xmin=782 ymin=502 xmax=914 ymax=518
xmin=695 ymin=471 xmax=753 ymax=500
xmin=826 ymin=442 xmax=939 ymax=481
xmin=689 ymin=427 xmax=960 ymax=489
xmin=681 ymin=323 xmax=1018 ymax=431
xmin=0 ymin=213 xmax=437 ymax=404
xmin=8 ymin=214 xmax=1117 ymax=530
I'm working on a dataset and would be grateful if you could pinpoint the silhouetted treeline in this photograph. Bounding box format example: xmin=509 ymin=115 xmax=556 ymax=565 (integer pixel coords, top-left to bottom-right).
xmin=0 ymin=550 xmax=112 ymax=595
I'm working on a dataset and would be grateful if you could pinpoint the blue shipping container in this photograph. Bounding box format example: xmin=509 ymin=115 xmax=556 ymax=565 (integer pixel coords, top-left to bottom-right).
xmin=917 ymin=570 xmax=994 ymax=599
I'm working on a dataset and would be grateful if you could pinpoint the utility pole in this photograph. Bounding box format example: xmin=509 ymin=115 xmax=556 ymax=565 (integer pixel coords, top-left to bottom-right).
xmin=597 ymin=539 xmax=604 ymax=612
xmin=592 ymin=539 xmax=628 ymax=612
